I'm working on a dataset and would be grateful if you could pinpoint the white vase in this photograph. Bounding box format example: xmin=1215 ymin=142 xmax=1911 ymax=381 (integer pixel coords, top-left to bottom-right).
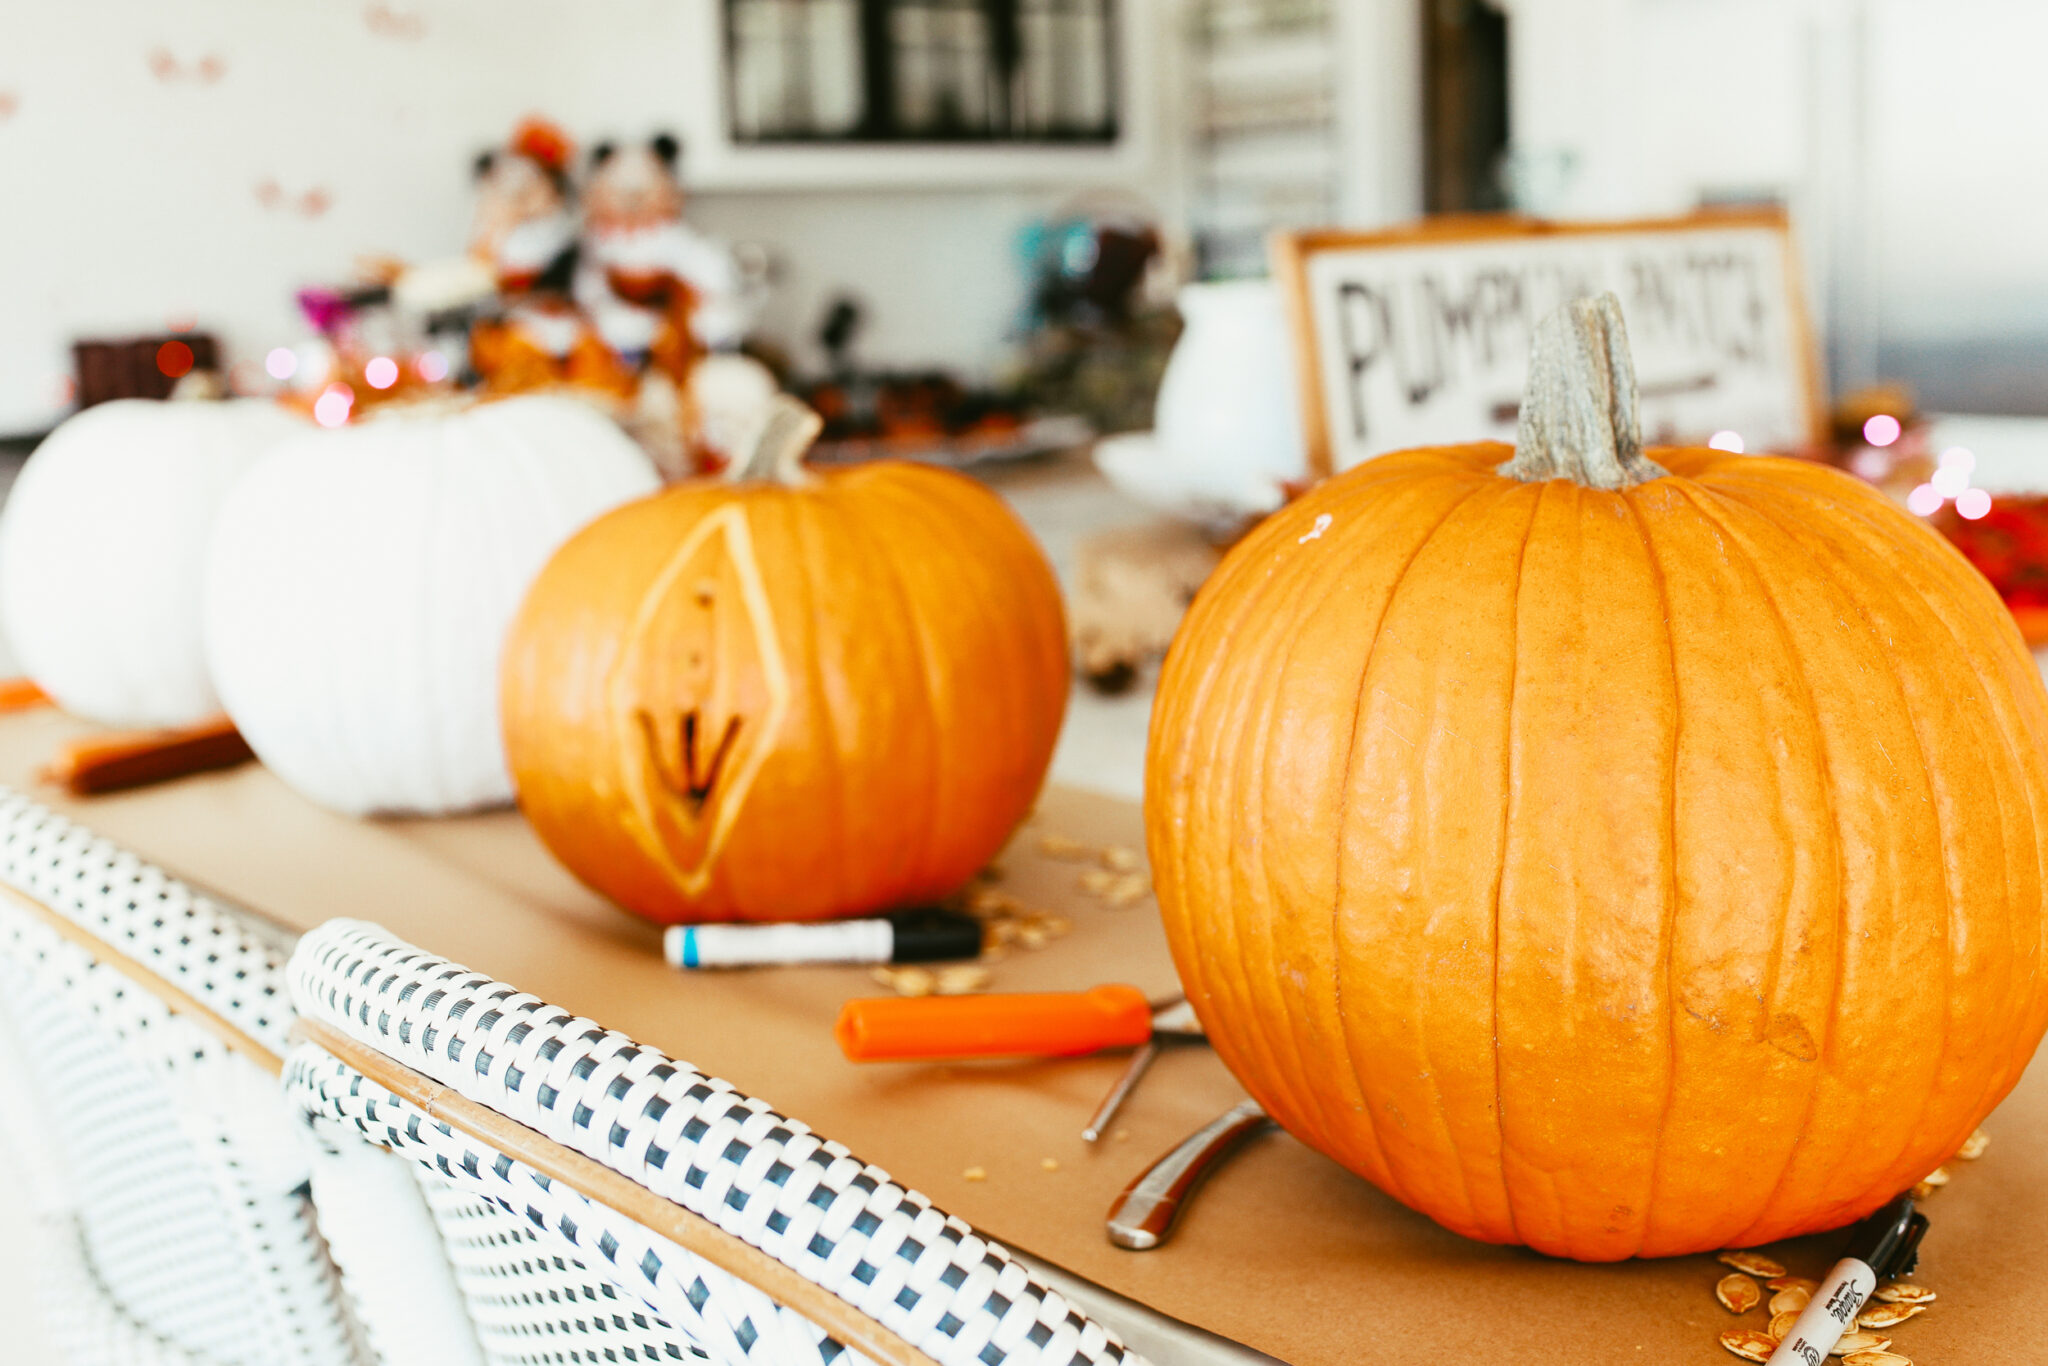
xmin=1097 ymin=280 xmax=1306 ymax=528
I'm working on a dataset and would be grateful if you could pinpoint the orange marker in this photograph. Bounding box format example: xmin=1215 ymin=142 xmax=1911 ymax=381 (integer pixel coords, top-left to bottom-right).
xmin=834 ymin=984 xmax=1158 ymax=1062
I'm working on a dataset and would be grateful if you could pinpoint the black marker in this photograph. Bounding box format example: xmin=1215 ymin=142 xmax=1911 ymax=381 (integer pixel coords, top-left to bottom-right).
xmin=1767 ymin=1192 xmax=1928 ymax=1365
xmin=664 ymin=908 xmax=984 ymax=969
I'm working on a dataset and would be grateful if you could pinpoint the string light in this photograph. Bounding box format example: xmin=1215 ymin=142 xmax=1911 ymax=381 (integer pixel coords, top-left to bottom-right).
xmin=1956 ymin=487 xmax=1993 ymax=520
xmin=1906 ymin=484 xmax=1944 ymax=517
xmin=1863 ymin=414 xmax=1902 ymax=447
xmin=265 ymin=347 xmax=298 ymax=380
xmin=1708 ymin=430 xmax=1745 ymax=453
xmin=416 ymin=350 xmax=449 ymax=383
xmin=364 ymin=356 xmax=399 ymax=389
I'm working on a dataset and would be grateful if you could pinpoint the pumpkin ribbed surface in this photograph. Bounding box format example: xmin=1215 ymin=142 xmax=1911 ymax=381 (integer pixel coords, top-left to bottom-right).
xmin=502 ymin=459 xmax=1068 ymax=925
xmin=1146 ymin=441 xmax=2048 ymax=1260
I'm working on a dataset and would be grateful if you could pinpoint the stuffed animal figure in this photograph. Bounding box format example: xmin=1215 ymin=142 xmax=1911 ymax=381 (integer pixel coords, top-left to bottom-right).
xmin=468 ymin=118 xmax=633 ymax=398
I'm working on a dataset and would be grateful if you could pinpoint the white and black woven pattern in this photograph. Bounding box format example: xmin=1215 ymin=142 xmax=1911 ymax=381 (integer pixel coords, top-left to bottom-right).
xmin=288 ymin=920 xmax=1144 ymax=1366
xmin=0 ymin=788 xmax=367 ymax=1366
xmin=0 ymin=787 xmax=294 ymax=1057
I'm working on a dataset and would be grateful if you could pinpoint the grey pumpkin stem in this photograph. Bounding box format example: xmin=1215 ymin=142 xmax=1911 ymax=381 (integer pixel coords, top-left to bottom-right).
xmin=1497 ymin=293 xmax=1668 ymax=490
xmin=731 ymin=393 xmax=824 ymax=485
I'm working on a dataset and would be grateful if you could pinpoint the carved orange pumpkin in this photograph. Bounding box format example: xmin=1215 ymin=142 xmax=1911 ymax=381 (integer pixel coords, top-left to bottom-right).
xmin=503 ymin=400 xmax=1069 ymax=924
xmin=1146 ymin=296 xmax=2048 ymax=1260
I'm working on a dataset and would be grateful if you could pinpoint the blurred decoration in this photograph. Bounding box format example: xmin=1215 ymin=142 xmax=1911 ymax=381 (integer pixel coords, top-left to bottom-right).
xmin=72 ymin=333 xmax=221 ymax=408
xmin=1094 ymin=279 xmax=1305 ymax=531
xmin=254 ymin=178 xmax=334 ymax=217
xmin=147 ymin=47 xmax=226 ymax=84
xmin=256 ymin=116 xmax=776 ymax=481
xmin=363 ymin=2 xmax=427 ymax=39
xmin=798 ymin=295 xmax=1084 ymax=465
xmin=1931 ymin=492 xmax=2048 ymax=646
xmin=1013 ymin=199 xmax=1178 ymax=437
xmin=725 ymin=0 xmax=1117 ymax=144
xmin=1806 ymin=381 xmax=1932 ymax=505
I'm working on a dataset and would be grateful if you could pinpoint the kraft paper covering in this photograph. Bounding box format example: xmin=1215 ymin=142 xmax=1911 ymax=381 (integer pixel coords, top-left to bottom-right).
xmin=4 ymin=706 xmax=2042 ymax=1364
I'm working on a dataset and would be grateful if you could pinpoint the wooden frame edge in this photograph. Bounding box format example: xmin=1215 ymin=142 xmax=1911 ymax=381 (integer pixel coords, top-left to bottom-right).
xmin=298 ymin=1018 xmax=946 ymax=1366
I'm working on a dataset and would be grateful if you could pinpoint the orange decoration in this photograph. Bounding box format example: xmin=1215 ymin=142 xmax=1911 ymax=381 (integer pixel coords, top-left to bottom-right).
xmin=510 ymin=116 xmax=573 ymax=173
xmin=0 ymin=678 xmax=49 ymax=713
xmin=1146 ymin=297 xmax=2048 ymax=1260
xmin=502 ymin=398 xmax=1069 ymax=924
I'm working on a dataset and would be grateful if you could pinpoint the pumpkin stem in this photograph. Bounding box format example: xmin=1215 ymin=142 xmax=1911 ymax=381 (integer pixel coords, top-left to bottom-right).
xmin=1497 ymin=293 xmax=1668 ymax=490
xmin=731 ymin=394 xmax=824 ymax=485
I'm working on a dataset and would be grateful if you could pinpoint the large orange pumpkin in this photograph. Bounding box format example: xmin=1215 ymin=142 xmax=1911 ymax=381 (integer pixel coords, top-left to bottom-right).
xmin=1146 ymin=296 xmax=2048 ymax=1260
xmin=503 ymin=399 xmax=1069 ymax=924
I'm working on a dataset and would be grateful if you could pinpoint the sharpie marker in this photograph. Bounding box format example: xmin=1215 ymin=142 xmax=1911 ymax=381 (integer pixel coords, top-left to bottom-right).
xmin=664 ymin=909 xmax=984 ymax=970
xmin=1767 ymin=1192 xmax=1928 ymax=1366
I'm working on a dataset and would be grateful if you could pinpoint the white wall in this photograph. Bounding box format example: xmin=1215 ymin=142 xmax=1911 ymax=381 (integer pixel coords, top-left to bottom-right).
xmin=0 ymin=0 xmax=1180 ymax=433
xmin=1504 ymin=0 xmax=2048 ymax=407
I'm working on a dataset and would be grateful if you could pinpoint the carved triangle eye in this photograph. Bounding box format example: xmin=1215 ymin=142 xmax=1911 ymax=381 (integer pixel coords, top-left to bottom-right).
xmin=636 ymin=708 xmax=742 ymax=813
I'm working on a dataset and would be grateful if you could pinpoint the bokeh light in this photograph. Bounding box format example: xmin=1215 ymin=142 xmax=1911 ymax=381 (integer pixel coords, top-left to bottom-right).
xmin=1956 ymin=488 xmax=1993 ymax=520
xmin=1863 ymin=413 xmax=1903 ymax=447
xmin=155 ymin=340 xmax=194 ymax=379
xmin=1939 ymin=446 xmax=1976 ymax=473
xmin=417 ymin=350 xmax=449 ymax=383
xmin=1906 ymin=484 xmax=1945 ymax=517
xmin=1708 ymin=430 xmax=1744 ymax=453
xmin=313 ymin=383 xmax=353 ymax=428
xmin=1931 ymin=464 xmax=1971 ymax=498
xmin=364 ymin=356 xmax=399 ymax=389
xmin=265 ymin=347 xmax=298 ymax=380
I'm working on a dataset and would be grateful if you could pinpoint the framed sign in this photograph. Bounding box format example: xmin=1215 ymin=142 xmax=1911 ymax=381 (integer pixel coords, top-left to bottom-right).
xmin=1271 ymin=210 xmax=1825 ymax=477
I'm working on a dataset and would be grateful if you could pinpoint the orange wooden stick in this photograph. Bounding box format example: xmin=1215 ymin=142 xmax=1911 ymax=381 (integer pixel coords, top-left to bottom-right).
xmin=0 ymin=677 xmax=50 ymax=713
xmin=834 ymin=984 xmax=1155 ymax=1062
xmin=41 ymin=716 xmax=255 ymax=796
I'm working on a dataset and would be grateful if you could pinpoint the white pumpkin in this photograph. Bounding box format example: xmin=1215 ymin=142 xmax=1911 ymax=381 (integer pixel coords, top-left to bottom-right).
xmin=203 ymin=396 xmax=659 ymax=816
xmin=0 ymin=399 xmax=306 ymax=727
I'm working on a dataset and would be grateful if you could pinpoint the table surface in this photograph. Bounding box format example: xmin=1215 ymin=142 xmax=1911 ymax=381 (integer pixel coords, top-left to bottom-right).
xmin=6 ymin=705 xmax=2046 ymax=1365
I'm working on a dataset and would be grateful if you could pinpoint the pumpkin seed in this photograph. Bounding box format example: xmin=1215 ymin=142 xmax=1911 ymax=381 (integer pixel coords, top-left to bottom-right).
xmin=1715 ymin=1273 xmax=1762 ymax=1314
xmin=1770 ymin=1286 xmax=1813 ymax=1316
xmin=1040 ymin=1157 xmax=1060 ymax=1172
xmin=1769 ymin=1310 xmax=1801 ymax=1339
xmin=1767 ymin=1276 xmax=1820 ymax=1295
xmin=1871 ymin=1283 xmax=1934 ymax=1305
xmin=1104 ymin=872 xmax=1151 ymax=908
xmin=1957 ymin=1127 xmax=1990 ymax=1160
xmin=1831 ymin=1333 xmax=1891 ymax=1356
xmin=1719 ymin=1329 xmax=1779 ymax=1362
xmin=1037 ymin=833 xmax=1094 ymax=860
xmin=871 ymin=965 xmax=936 ymax=996
xmin=1918 ymin=1165 xmax=1951 ymax=1188
xmin=1101 ymin=845 xmax=1141 ymax=872
xmin=966 ymin=886 xmax=1024 ymax=918
xmin=1911 ymin=1181 xmax=1937 ymax=1201
xmin=962 ymin=1166 xmax=987 ymax=1182
xmin=1078 ymin=869 xmax=1117 ymax=896
xmin=934 ymin=965 xmax=991 ymax=996
xmin=1857 ymin=1302 xmax=1926 ymax=1330
xmin=1719 ymin=1250 xmax=1789 ymax=1278
xmin=1841 ymin=1353 xmax=1911 ymax=1366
